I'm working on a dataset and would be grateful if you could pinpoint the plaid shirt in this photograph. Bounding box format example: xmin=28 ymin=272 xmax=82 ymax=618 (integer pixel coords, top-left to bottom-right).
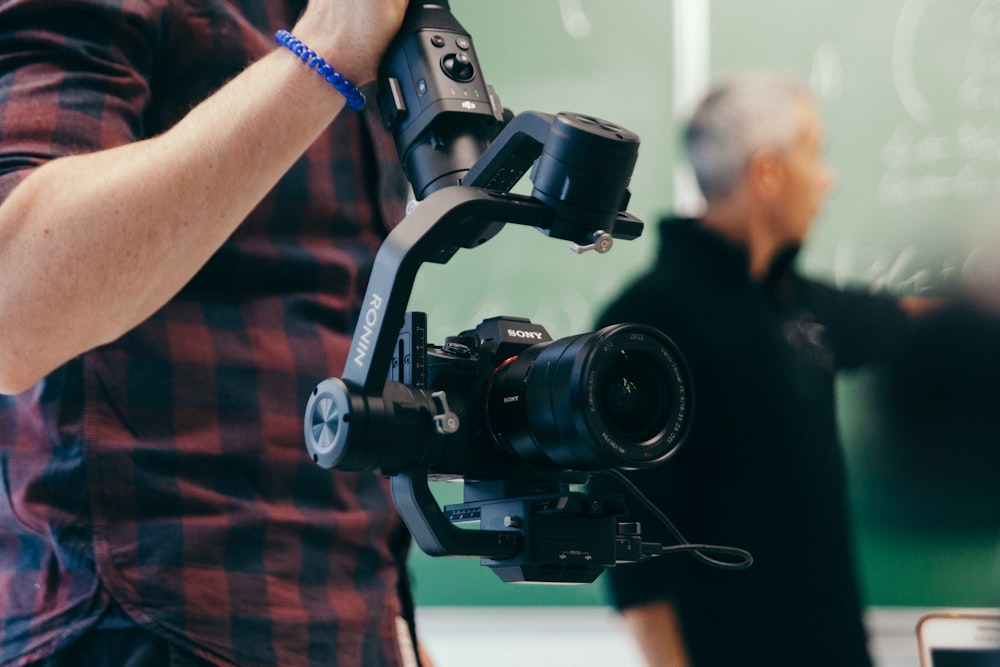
xmin=0 ymin=1 xmax=413 ymax=665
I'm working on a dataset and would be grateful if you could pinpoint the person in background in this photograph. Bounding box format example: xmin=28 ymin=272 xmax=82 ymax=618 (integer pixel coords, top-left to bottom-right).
xmin=0 ymin=1 xmax=433 ymax=665
xmin=594 ymin=71 xmax=933 ymax=666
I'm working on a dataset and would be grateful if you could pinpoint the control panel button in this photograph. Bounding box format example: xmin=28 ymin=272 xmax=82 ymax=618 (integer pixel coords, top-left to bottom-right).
xmin=440 ymin=51 xmax=475 ymax=82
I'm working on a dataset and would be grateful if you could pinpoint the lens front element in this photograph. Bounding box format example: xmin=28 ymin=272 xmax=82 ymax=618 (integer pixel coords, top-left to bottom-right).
xmin=486 ymin=324 xmax=691 ymax=471
xmin=598 ymin=348 xmax=669 ymax=443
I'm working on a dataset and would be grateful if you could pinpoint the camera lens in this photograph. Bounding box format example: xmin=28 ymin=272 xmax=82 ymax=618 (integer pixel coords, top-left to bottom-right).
xmin=485 ymin=324 xmax=691 ymax=470
xmin=598 ymin=349 xmax=667 ymax=442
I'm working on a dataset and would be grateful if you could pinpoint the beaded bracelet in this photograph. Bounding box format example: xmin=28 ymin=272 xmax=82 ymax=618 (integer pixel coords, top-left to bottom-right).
xmin=274 ymin=29 xmax=366 ymax=111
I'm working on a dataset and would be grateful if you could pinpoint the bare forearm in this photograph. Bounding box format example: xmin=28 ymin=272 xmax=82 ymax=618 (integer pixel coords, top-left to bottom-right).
xmin=0 ymin=3 xmax=406 ymax=394
xmin=0 ymin=53 xmax=338 ymax=392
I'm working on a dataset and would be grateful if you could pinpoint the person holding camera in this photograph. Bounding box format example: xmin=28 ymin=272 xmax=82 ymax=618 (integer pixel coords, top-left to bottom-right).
xmin=0 ymin=1 xmax=438 ymax=665
xmin=595 ymin=71 xmax=928 ymax=666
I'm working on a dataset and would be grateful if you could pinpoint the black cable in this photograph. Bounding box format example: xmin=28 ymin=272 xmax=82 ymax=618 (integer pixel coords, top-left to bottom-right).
xmin=601 ymin=469 xmax=753 ymax=571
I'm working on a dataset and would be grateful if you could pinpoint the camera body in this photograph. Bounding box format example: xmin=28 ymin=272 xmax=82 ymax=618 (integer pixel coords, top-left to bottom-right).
xmin=412 ymin=315 xmax=691 ymax=481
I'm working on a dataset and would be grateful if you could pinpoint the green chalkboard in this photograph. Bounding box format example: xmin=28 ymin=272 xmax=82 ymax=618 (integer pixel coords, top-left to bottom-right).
xmin=711 ymin=0 xmax=1000 ymax=294
xmin=709 ymin=0 xmax=1000 ymax=609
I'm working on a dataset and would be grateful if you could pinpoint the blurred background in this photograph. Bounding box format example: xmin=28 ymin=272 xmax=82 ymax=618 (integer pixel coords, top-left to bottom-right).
xmin=405 ymin=1 xmax=1000 ymax=664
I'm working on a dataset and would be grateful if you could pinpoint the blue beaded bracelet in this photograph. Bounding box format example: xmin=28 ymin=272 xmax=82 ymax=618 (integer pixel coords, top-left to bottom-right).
xmin=274 ymin=29 xmax=366 ymax=111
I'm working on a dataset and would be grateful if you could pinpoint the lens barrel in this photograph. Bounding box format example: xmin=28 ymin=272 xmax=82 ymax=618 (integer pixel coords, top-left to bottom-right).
xmin=485 ymin=324 xmax=691 ymax=470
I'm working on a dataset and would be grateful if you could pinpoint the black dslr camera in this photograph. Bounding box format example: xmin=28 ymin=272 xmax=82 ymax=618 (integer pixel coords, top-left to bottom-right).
xmin=303 ymin=1 xmax=711 ymax=584
xmin=373 ymin=313 xmax=690 ymax=481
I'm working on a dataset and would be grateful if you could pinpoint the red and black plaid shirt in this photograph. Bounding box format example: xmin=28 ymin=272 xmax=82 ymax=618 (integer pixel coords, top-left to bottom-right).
xmin=0 ymin=1 xmax=413 ymax=665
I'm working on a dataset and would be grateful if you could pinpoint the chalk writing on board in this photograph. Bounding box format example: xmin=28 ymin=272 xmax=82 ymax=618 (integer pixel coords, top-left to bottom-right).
xmin=878 ymin=121 xmax=1000 ymax=205
xmin=892 ymin=0 xmax=933 ymax=125
xmin=883 ymin=0 xmax=1000 ymax=206
xmin=833 ymin=234 xmax=1000 ymax=293
xmin=559 ymin=0 xmax=591 ymax=39
xmin=835 ymin=0 xmax=1000 ymax=292
xmin=834 ymin=239 xmax=962 ymax=293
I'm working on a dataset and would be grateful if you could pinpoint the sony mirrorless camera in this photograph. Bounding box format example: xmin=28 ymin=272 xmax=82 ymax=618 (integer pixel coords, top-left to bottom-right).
xmin=383 ymin=313 xmax=690 ymax=480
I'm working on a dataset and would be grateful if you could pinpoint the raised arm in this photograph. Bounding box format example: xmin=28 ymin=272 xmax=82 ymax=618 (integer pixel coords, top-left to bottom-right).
xmin=0 ymin=0 xmax=407 ymax=395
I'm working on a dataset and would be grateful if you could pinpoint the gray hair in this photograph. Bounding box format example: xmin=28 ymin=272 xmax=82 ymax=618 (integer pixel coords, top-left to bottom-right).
xmin=684 ymin=71 xmax=815 ymax=201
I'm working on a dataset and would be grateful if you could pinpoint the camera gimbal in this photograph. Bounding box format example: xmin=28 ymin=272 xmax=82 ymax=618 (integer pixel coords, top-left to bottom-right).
xmin=302 ymin=1 xmax=746 ymax=584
